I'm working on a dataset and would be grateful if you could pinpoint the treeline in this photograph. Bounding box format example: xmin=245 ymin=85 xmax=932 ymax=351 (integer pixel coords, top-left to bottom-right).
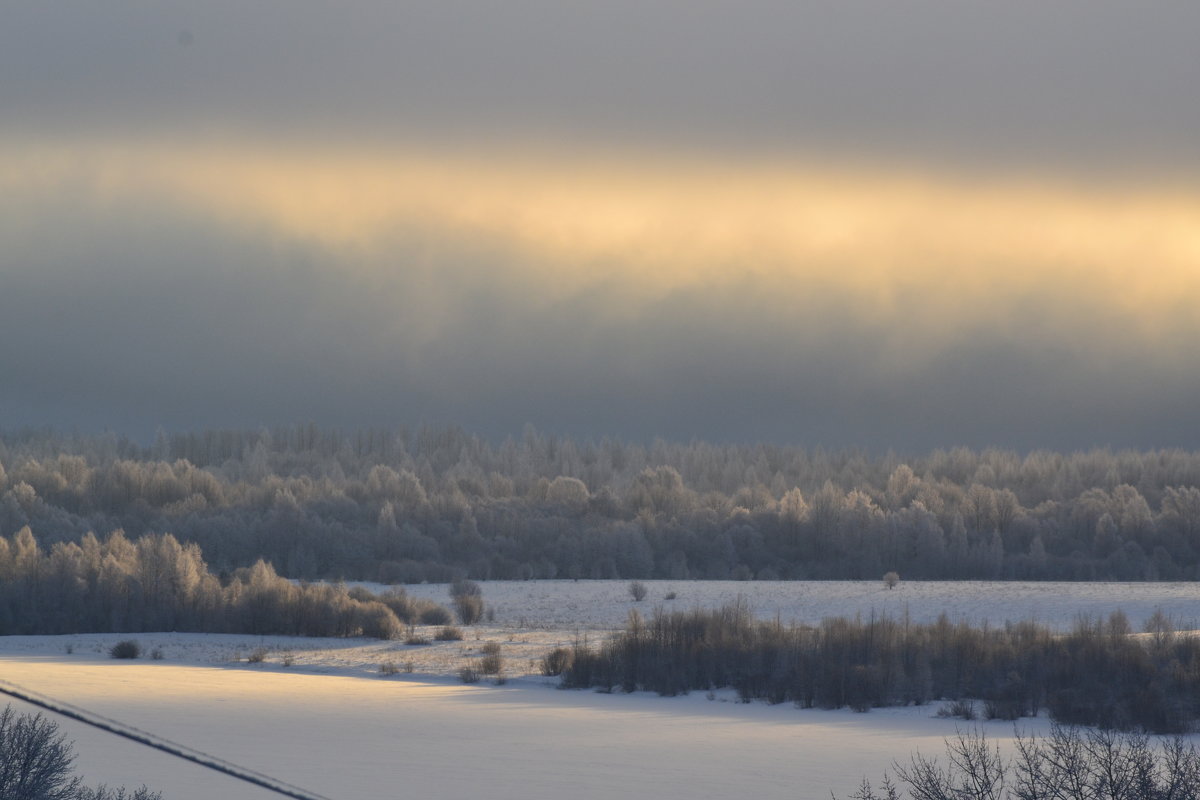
xmin=0 ymin=526 xmax=450 ymax=638
xmin=2 ymin=426 xmax=1200 ymax=581
xmin=555 ymin=603 xmax=1200 ymax=733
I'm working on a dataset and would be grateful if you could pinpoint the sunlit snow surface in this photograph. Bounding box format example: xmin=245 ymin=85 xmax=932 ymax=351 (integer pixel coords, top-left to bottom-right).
xmin=0 ymin=659 xmax=1045 ymax=800
xmin=1 ymin=580 xmax=1197 ymax=800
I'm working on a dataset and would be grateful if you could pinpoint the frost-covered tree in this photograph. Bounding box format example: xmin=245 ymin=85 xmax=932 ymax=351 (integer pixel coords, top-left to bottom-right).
xmin=0 ymin=426 xmax=1199 ymax=582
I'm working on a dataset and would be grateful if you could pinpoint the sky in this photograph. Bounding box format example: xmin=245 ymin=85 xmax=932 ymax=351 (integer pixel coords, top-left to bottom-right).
xmin=2 ymin=1 xmax=1199 ymax=450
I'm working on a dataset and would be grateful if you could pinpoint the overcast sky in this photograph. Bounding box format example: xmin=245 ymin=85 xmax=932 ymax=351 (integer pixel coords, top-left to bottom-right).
xmin=2 ymin=2 xmax=1199 ymax=450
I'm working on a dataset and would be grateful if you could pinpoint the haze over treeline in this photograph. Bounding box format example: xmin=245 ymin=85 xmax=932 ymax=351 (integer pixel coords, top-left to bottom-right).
xmin=2 ymin=426 xmax=1199 ymax=582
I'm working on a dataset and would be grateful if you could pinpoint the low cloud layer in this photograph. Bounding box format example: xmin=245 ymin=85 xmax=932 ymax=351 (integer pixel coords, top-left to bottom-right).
xmin=2 ymin=146 xmax=1198 ymax=449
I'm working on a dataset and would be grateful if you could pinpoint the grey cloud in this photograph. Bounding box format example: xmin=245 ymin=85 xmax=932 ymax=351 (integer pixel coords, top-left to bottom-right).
xmin=3 ymin=2 xmax=1197 ymax=450
xmin=4 ymin=2 xmax=1200 ymax=171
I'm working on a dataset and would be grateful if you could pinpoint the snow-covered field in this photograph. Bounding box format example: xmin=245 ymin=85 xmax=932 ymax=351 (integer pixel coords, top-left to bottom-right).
xmin=394 ymin=578 xmax=1200 ymax=632
xmin=1 ymin=657 xmax=1050 ymax=800
xmin=0 ymin=581 xmax=1197 ymax=800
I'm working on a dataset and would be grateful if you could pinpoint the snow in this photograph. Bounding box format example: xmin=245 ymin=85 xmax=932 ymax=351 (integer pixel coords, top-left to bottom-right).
xmin=393 ymin=578 xmax=1200 ymax=632
xmin=0 ymin=657 xmax=1049 ymax=800
xmin=1 ymin=580 xmax=1198 ymax=799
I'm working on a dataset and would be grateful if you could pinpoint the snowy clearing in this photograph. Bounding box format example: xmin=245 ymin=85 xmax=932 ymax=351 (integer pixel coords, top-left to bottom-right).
xmin=1 ymin=580 xmax=1198 ymax=799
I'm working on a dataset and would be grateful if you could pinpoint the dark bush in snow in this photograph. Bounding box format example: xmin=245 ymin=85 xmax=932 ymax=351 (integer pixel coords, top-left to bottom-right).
xmin=109 ymin=640 xmax=140 ymax=659
xmin=435 ymin=625 xmax=464 ymax=641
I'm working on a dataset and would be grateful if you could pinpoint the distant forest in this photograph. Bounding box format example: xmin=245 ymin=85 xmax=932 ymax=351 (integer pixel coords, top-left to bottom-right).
xmin=1 ymin=426 xmax=1199 ymax=582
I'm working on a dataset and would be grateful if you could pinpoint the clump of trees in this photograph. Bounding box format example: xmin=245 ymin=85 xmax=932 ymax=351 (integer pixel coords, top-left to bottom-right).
xmin=842 ymin=726 xmax=1200 ymax=800
xmin=0 ymin=526 xmax=450 ymax=639
xmin=0 ymin=705 xmax=162 ymax=800
xmin=2 ymin=425 xmax=1200 ymax=582
xmin=559 ymin=603 xmax=1200 ymax=733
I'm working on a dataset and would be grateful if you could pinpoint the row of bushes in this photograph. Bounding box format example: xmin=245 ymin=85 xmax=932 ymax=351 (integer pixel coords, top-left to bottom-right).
xmin=554 ymin=603 xmax=1200 ymax=733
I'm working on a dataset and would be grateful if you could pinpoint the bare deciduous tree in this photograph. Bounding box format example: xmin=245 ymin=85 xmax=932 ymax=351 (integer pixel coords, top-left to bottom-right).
xmin=845 ymin=726 xmax=1200 ymax=800
xmin=0 ymin=705 xmax=162 ymax=800
xmin=0 ymin=706 xmax=80 ymax=800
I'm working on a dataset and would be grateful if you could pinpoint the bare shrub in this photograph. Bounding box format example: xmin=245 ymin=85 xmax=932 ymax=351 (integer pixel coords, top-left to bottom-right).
xmin=377 ymin=587 xmax=417 ymax=622
xmin=379 ymin=660 xmax=399 ymax=675
xmin=149 ymin=648 xmax=163 ymax=661
xmin=380 ymin=587 xmax=455 ymax=628
xmin=436 ymin=625 xmax=464 ymax=641
xmin=355 ymin=600 xmax=404 ymax=639
xmin=281 ymin=649 xmax=295 ymax=667
xmin=984 ymin=696 xmax=1024 ymax=721
xmin=459 ymin=663 xmax=481 ymax=683
xmin=937 ymin=699 xmax=976 ymax=720
xmin=450 ymin=578 xmax=485 ymax=625
xmin=541 ymin=646 xmax=574 ymax=676
xmin=247 ymin=647 xmax=267 ymax=664
xmin=419 ymin=605 xmax=453 ymax=626
xmin=1145 ymin=608 xmax=1177 ymax=652
xmin=109 ymin=640 xmax=140 ymax=659
xmin=628 ymin=580 xmax=648 ymax=602
xmin=883 ymin=571 xmax=900 ymax=590
xmin=479 ymin=642 xmax=503 ymax=675
xmin=454 ymin=594 xmax=484 ymax=625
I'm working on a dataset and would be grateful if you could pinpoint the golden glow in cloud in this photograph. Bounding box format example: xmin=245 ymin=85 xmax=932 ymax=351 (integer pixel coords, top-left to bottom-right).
xmin=4 ymin=140 xmax=1200 ymax=360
